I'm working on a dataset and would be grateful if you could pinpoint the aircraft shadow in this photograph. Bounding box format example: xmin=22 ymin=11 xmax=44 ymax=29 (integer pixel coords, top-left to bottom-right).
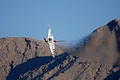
xmin=6 ymin=53 xmax=70 ymax=80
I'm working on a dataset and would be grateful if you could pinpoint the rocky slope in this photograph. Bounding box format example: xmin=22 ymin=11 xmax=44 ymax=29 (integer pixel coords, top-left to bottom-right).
xmin=0 ymin=37 xmax=74 ymax=80
xmin=1 ymin=19 xmax=120 ymax=80
xmin=61 ymin=19 xmax=120 ymax=80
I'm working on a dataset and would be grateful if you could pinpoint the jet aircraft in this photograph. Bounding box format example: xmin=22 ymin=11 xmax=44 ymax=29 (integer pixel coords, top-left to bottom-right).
xmin=44 ymin=25 xmax=57 ymax=58
xmin=44 ymin=25 xmax=64 ymax=58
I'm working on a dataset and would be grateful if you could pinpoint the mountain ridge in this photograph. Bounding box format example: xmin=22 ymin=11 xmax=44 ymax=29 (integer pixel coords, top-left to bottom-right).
xmin=1 ymin=19 xmax=120 ymax=80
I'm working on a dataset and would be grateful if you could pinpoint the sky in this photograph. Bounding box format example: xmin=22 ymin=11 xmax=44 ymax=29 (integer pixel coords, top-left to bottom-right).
xmin=0 ymin=0 xmax=120 ymax=43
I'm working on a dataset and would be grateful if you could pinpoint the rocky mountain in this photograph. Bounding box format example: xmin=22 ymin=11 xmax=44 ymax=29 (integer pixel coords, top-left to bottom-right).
xmin=0 ymin=37 xmax=70 ymax=80
xmin=65 ymin=19 xmax=120 ymax=80
xmin=0 ymin=19 xmax=120 ymax=80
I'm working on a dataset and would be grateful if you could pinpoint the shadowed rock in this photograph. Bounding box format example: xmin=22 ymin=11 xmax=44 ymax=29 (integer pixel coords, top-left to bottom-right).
xmin=6 ymin=53 xmax=76 ymax=80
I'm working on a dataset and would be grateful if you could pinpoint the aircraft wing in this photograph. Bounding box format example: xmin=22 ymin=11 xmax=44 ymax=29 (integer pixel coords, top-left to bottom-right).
xmin=49 ymin=43 xmax=55 ymax=58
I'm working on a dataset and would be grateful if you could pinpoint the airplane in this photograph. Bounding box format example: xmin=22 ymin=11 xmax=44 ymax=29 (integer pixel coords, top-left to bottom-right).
xmin=44 ymin=25 xmax=64 ymax=58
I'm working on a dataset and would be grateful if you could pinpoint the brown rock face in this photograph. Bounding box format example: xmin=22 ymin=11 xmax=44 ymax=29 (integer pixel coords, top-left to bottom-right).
xmin=56 ymin=19 xmax=120 ymax=80
xmin=0 ymin=37 xmax=75 ymax=80
xmin=1 ymin=19 xmax=120 ymax=80
xmin=69 ymin=19 xmax=120 ymax=80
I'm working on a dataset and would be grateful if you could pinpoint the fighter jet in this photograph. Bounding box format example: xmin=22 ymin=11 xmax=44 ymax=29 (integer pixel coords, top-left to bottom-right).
xmin=44 ymin=25 xmax=64 ymax=58
xmin=44 ymin=25 xmax=57 ymax=58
